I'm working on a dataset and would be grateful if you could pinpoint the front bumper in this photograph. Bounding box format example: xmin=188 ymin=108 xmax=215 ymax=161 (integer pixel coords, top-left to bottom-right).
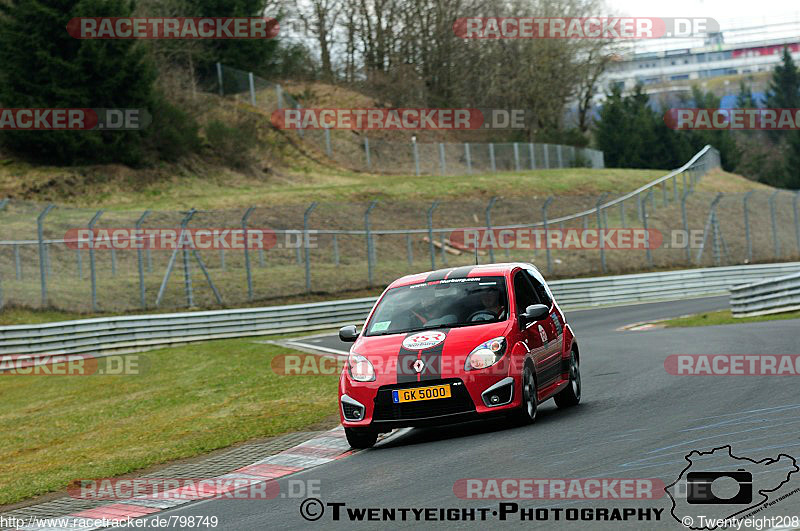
xmin=340 ymin=374 xmax=521 ymax=429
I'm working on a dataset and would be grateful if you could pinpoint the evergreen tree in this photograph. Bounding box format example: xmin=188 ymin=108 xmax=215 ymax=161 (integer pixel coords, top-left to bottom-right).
xmin=765 ymin=47 xmax=800 ymax=109
xmin=735 ymin=81 xmax=756 ymax=108
xmin=0 ymin=0 xmax=156 ymax=164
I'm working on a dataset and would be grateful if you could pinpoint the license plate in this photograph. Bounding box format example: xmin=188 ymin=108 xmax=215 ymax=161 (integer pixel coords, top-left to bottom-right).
xmin=392 ymin=384 xmax=451 ymax=404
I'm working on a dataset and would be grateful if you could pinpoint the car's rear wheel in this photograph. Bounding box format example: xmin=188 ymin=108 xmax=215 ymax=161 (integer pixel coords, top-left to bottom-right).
xmin=344 ymin=427 xmax=378 ymax=449
xmin=516 ymin=364 xmax=538 ymax=423
xmin=554 ymin=349 xmax=581 ymax=408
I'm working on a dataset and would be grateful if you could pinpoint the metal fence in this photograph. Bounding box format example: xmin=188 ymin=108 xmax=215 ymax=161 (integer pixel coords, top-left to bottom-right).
xmin=730 ymin=271 xmax=800 ymax=317
xmin=2 ymin=262 xmax=797 ymax=362
xmin=3 ymin=144 xmax=800 ymax=313
xmin=211 ymin=63 xmax=605 ymax=173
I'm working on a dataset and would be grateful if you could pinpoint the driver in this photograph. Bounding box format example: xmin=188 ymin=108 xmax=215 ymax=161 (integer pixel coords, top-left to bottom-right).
xmin=410 ymin=288 xmax=439 ymax=326
xmin=480 ymin=289 xmax=506 ymax=319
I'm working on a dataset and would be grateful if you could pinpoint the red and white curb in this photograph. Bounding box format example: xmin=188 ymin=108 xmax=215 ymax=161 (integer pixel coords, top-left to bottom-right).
xmin=14 ymin=427 xmax=353 ymax=531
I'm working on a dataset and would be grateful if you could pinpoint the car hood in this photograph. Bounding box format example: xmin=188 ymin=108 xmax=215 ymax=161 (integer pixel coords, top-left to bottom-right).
xmin=350 ymin=321 xmax=512 ymax=385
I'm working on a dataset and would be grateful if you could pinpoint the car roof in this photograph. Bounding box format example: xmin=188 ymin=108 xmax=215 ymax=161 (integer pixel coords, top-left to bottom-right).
xmin=387 ymin=262 xmax=539 ymax=289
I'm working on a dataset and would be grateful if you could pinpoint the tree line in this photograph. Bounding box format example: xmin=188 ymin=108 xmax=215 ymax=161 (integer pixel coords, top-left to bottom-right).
xmin=594 ymin=48 xmax=800 ymax=189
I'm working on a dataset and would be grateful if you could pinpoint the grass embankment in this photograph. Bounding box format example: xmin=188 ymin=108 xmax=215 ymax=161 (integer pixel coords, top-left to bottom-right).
xmin=662 ymin=309 xmax=800 ymax=327
xmin=0 ymin=337 xmax=339 ymax=506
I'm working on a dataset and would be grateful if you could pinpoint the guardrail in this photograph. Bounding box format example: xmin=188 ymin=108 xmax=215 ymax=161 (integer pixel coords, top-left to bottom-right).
xmin=730 ymin=271 xmax=800 ymax=317
xmin=2 ymin=262 xmax=798 ymax=363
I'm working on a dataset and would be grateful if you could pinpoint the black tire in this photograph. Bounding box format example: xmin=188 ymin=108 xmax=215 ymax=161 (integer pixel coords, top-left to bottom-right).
xmin=554 ymin=349 xmax=581 ymax=408
xmin=516 ymin=364 xmax=538 ymax=424
xmin=345 ymin=427 xmax=378 ymax=449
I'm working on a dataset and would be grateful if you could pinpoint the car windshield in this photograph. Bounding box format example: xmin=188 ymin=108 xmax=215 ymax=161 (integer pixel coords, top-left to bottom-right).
xmin=365 ymin=276 xmax=508 ymax=336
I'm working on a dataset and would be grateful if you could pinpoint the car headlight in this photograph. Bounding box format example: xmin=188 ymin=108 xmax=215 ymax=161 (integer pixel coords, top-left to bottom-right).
xmin=347 ymin=352 xmax=376 ymax=382
xmin=465 ymin=337 xmax=507 ymax=371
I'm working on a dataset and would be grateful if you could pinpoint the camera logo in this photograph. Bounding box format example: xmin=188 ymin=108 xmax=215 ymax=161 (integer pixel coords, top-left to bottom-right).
xmin=686 ymin=469 xmax=752 ymax=505
xmin=665 ymin=445 xmax=798 ymax=530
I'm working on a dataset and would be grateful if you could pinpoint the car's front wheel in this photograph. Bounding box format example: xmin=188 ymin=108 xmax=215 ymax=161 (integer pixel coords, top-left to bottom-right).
xmin=344 ymin=427 xmax=378 ymax=449
xmin=554 ymin=349 xmax=581 ymax=408
xmin=516 ymin=364 xmax=538 ymax=423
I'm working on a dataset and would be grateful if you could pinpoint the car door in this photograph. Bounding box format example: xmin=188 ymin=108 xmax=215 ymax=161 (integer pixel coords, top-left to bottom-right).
xmin=523 ymin=268 xmax=563 ymax=389
xmin=512 ymin=270 xmax=553 ymax=390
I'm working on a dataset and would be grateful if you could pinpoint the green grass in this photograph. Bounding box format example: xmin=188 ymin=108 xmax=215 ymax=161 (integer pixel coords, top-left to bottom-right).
xmin=663 ymin=309 xmax=800 ymax=327
xmin=0 ymin=338 xmax=340 ymax=505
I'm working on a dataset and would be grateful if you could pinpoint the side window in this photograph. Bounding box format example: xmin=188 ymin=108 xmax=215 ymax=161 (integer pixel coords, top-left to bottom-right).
xmin=513 ymin=271 xmax=539 ymax=314
xmin=525 ymin=270 xmax=552 ymax=308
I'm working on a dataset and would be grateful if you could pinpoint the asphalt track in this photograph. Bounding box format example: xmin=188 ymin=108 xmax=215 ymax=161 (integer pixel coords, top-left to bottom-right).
xmin=142 ymin=295 xmax=800 ymax=530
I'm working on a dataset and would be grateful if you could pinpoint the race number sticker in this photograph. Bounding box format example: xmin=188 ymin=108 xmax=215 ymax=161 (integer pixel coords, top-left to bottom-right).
xmin=538 ymin=325 xmax=548 ymax=343
xmin=402 ymin=331 xmax=446 ymax=351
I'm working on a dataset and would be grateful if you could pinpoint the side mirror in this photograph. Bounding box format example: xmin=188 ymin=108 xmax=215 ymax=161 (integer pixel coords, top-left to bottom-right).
xmin=339 ymin=325 xmax=359 ymax=342
xmin=521 ymin=304 xmax=550 ymax=325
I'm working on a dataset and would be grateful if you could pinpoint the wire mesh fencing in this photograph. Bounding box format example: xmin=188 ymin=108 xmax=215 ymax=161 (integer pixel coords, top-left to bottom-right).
xmin=208 ymin=63 xmax=605 ymax=174
xmin=2 ymin=146 xmax=798 ymax=314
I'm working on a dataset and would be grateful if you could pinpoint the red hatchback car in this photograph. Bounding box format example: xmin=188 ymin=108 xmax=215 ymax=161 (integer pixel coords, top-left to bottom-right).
xmin=338 ymin=262 xmax=581 ymax=448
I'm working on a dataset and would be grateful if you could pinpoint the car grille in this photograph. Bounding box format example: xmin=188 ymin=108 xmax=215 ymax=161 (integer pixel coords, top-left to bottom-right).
xmin=372 ymin=379 xmax=475 ymax=421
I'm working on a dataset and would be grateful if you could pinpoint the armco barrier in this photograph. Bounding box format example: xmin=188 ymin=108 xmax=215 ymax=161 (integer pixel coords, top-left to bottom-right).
xmin=730 ymin=271 xmax=800 ymax=317
xmin=2 ymin=262 xmax=798 ymax=363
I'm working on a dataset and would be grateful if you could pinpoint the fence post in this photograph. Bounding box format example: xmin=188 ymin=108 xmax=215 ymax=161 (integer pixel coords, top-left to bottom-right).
xmin=364 ymin=137 xmax=371 ymax=170
xmin=324 ymin=128 xmax=332 ymax=158
xmin=675 ymin=189 xmax=692 ymax=263
xmin=440 ymin=232 xmax=448 ymax=265
xmin=662 ymin=180 xmax=668 ymax=206
xmin=365 ymin=201 xmax=378 ymax=286
xmin=413 ymin=140 xmax=420 ymax=176
xmin=332 ymin=234 xmax=339 ymax=266
xmin=36 ymin=205 xmax=55 ymax=307
xmin=695 ymin=193 xmax=723 ymax=265
xmin=248 ymin=72 xmax=257 ymax=106
xmin=556 ymin=144 xmax=563 ymax=168
xmin=180 ymin=209 xmax=197 ymax=308
xmin=242 ymin=206 xmax=256 ymax=301
xmin=620 ymin=200 xmax=626 ymax=229
xmin=485 ymin=197 xmax=498 ymax=263
xmin=87 ymin=209 xmax=103 ymax=311
xmin=642 ymin=192 xmax=653 ymax=267
xmin=489 ymin=143 xmax=496 ymax=172
xmin=743 ymin=191 xmax=754 ymax=263
xmin=216 ymin=62 xmax=223 ymax=96
xmin=427 ymin=201 xmax=440 ymax=269
xmin=542 ymin=197 xmax=554 ymax=274
xmin=464 ymin=143 xmax=472 ymax=174
xmin=303 ymin=202 xmax=317 ymax=293
xmin=513 ymin=143 xmax=520 ymax=171
xmin=596 ymin=193 xmax=608 ymax=273
xmin=794 ymin=191 xmax=800 ymax=255
xmin=406 ymin=233 xmax=413 ymax=266
xmin=296 ymin=103 xmax=304 ymax=138
xmin=543 ymin=144 xmax=549 ymax=169
xmin=439 ymin=143 xmax=446 ymax=175
xmin=769 ymin=190 xmax=780 ymax=259
xmin=529 ymin=143 xmax=535 ymax=170
xmin=136 ymin=210 xmax=150 ymax=310
xmin=14 ymin=245 xmax=21 ymax=280
xmin=276 ymin=83 xmax=283 ymax=109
